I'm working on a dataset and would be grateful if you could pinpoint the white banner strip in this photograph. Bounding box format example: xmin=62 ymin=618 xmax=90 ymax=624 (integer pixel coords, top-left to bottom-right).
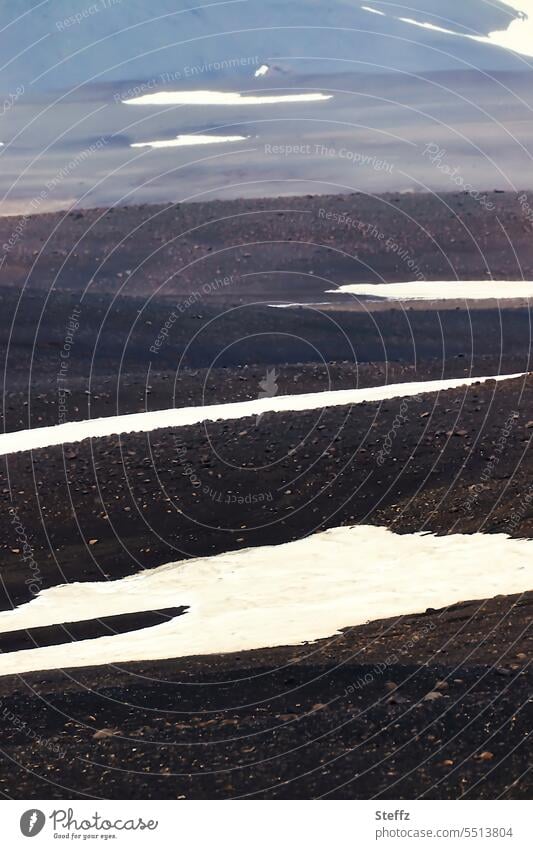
xmin=3 ymin=799 xmax=530 ymax=847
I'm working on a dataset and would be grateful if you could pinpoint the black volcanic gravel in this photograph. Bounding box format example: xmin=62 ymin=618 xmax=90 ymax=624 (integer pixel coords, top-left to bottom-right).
xmin=2 ymin=374 xmax=532 ymax=610
xmin=1 ymin=195 xmax=532 ymax=801
xmin=0 ymin=592 xmax=530 ymax=799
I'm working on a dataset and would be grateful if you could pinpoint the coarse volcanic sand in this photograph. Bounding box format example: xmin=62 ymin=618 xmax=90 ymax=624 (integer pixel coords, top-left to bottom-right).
xmin=1 ymin=373 xmax=532 ymax=609
xmin=0 ymin=195 xmax=531 ymax=800
xmin=0 ymin=591 xmax=530 ymax=799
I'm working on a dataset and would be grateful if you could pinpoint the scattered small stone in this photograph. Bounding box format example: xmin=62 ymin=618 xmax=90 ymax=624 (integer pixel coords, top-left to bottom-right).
xmin=387 ymin=693 xmax=409 ymax=705
xmin=423 ymin=691 xmax=444 ymax=702
xmin=384 ymin=681 xmax=398 ymax=692
xmin=476 ymin=751 xmax=495 ymax=762
xmin=93 ymin=728 xmax=119 ymax=740
xmin=434 ymin=680 xmax=449 ymax=691
xmin=442 ymin=759 xmax=454 ymax=767
xmin=88 ymin=539 xmax=98 ymax=545
xmin=495 ymin=666 xmax=512 ymax=677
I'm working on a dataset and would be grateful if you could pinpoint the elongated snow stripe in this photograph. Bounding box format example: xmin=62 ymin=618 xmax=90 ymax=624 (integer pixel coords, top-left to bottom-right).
xmin=329 ymin=281 xmax=533 ymax=300
xmin=0 ymin=372 xmax=526 ymax=456
xmin=123 ymin=90 xmax=332 ymax=106
xmin=0 ymin=524 xmax=530 ymax=676
xmin=397 ymin=5 xmax=533 ymax=59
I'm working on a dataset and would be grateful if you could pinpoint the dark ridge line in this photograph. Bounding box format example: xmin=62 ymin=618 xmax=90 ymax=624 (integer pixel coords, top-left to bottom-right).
xmin=0 ymin=606 xmax=189 ymax=654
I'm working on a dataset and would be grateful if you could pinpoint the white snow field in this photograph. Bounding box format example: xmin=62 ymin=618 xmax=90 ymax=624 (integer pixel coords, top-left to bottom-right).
xmin=329 ymin=282 xmax=533 ymax=301
xmin=0 ymin=525 xmax=529 ymax=676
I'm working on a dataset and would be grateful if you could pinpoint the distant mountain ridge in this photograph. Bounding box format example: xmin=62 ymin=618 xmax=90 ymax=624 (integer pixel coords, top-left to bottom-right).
xmin=0 ymin=0 xmax=532 ymax=94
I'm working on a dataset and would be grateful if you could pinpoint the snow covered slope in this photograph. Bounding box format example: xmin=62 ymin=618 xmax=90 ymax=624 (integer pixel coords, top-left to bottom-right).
xmin=0 ymin=1 xmax=532 ymax=94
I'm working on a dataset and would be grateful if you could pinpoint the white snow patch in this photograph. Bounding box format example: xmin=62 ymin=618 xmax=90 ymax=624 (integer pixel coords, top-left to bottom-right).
xmin=0 ymin=373 xmax=526 ymax=457
xmin=123 ymin=90 xmax=332 ymax=106
xmin=131 ymin=134 xmax=247 ymax=149
xmin=267 ymin=302 xmax=333 ymax=308
xmin=362 ymin=5 xmax=386 ymax=16
xmin=329 ymin=281 xmax=533 ymax=301
xmin=399 ymin=2 xmax=533 ymax=58
xmin=0 ymin=525 xmax=530 ymax=676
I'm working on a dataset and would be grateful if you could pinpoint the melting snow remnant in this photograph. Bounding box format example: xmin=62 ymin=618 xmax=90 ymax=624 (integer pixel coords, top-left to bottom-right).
xmin=362 ymin=5 xmax=386 ymax=16
xmin=0 ymin=373 xmax=526 ymax=456
xmin=397 ymin=1 xmax=533 ymax=58
xmin=0 ymin=525 xmax=529 ymax=675
xmin=131 ymin=134 xmax=248 ymax=149
xmin=123 ymin=90 xmax=332 ymax=106
xmin=329 ymin=281 xmax=533 ymax=300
